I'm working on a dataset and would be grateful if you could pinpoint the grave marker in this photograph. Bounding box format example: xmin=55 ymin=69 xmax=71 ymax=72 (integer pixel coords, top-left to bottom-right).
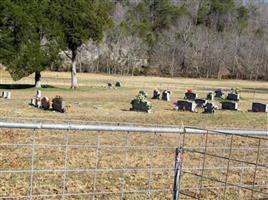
xmin=176 ymin=100 xmax=197 ymax=112
xmin=227 ymin=93 xmax=240 ymax=101
xmin=206 ymin=92 xmax=214 ymax=101
xmin=203 ymin=103 xmax=216 ymax=113
xmin=195 ymin=99 xmax=208 ymax=107
xmin=130 ymin=95 xmax=152 ymax=113
xmin=184 ymin=92 xmax=198 ymax=101
xmin=221 ymin=101 xmax=238 ymax=110
xmin=52 ymin=96 xmax=66 ymax=113
xmin=252 ymin=102 xmax=268 ymax=112
xmin=162 ymin=90 xmax=171 ymax=101
xmin=152 ymin=90 xmax=161 ymax=99
xmin=115 ymin=81 xmax=122 ymax=87
xmin=41 ymin=97 xmax=51 ymax=110
xmin=215 ymin=89 xmax=224 ymax=98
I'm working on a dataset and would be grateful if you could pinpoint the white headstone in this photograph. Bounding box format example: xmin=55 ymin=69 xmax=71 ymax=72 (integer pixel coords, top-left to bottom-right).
xmin=36 ymin=90 xmax=42 ymax=98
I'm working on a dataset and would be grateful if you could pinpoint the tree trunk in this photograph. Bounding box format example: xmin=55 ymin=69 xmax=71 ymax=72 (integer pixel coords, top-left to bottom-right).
xmin=71 ymin=50 xmax=78 ymax=89
xmin=35 ymin=71 xmax=41 ymax=88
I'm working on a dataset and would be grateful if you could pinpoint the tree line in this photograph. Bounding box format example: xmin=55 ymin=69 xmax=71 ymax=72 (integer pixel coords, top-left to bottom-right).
xmin=0 ymin=0 xmax=267 ymax=89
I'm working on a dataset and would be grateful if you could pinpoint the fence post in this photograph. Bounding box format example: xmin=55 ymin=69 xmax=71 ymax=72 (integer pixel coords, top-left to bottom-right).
xmin=173 ymin=147 xmax=184 ymax=200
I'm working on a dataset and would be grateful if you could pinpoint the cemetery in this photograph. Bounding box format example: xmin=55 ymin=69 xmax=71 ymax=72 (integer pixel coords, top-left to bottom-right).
xmin=0 ymin=71 xmax=265 ymax=129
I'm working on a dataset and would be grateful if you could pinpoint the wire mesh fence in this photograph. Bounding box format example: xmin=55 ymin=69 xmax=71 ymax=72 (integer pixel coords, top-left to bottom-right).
xmin=179 ymin=128 xmax=268 ymax=200
xmin=0 ymin=122 xmax=267 ymax=200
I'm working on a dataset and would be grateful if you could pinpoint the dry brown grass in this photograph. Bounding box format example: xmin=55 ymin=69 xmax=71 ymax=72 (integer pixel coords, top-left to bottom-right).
xmin=0 ymin=128 xmax=267 ymax=200
xmin=0 ymin=71 xmax=267 ymax=199
xmin=0 ymin=70 xmax=267 ymax=129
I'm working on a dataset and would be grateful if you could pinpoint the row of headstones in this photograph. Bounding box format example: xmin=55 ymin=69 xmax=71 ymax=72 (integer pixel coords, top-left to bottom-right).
xmin=108 ymin=81 xmax=122 ymax=88
xmin=179 ymin=89 xmax=267 ymax=113
xmin=131 ymin=89 xmax=267 ymax=113
xmin=30 ymin=91 xmax=66 ymax=113
xmin=1 ymin=91 xmax=11 ymax=99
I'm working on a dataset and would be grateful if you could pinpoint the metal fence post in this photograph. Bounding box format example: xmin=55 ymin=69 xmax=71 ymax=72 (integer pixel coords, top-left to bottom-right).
xmin=173 ymin=147 xmax=184 ymax=200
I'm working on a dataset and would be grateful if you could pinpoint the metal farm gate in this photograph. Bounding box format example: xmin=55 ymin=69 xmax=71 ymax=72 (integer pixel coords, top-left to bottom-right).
xmin=0 ymin=122 xmax=267 ymax=200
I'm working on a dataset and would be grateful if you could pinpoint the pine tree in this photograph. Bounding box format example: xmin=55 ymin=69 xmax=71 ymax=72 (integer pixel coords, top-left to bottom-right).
xmin=50 ymin=0 xmax=113 ymax=89
xmin=0 ymin=0 xmax=62 ymax=88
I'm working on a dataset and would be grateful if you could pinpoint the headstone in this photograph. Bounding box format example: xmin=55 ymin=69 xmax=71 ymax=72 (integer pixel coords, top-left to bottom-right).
xmin=36 ymin=90 xmax=42 ymax=98
xmin=206 ymin=92 xmax=214 ymax=101
xmin=195 ymin=99 xmax=208 ymax=107
xmin=227 ymin=93 xmax=240 ymax=101
xmin=30 ymin=98 xmax=36 ymax=106
xmin=115 ymin=81 xmax=121 ymax=87
xmin=152 ymin=90 xmax=161 ymax=99
xmin=5 ymin=92 xmax=11 ymax=99
xmin=221 ymin=101 xmax=238 ymax=110
xmin=176 ymin=100 xmax=197 ymax=112
xmin=203 ymin=103 xmax=215 ymax=113
xmin=184 ymin=92 xmax=198 ymax=101
xmin=139 ymin=90 xmax=148 ymax=98
xmin=215 ymin=89 xmax=224 ymax=98
xmin=41 ymin=97 xmax=50 ymax=110
xmin=52 ymin=97 xmax=66 ymax=113
xmin=2 ymin=91 xmax=7 ymax=98
xmin=162 ymin=90 xmax=171 ymax=101
xmin=130 ymin=95 xmax=152 ymax=113
xmin=36 ymin=99 xmax=42 ymax=108
xmin=252 ymin=102 xmax=268 ymax=113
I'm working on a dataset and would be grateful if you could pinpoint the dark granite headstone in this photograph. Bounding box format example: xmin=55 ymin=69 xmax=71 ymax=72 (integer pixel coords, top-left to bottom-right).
xmin=130 ymin=99 xmax=151 ymax=113
xmin=176 ymin=100 xmax=197 ymax=112
xmin=215 ymin=89 xmax=224 ymax=98
xmin=195 ymin=99 xmax=208 ymax=107
xmin=52 ymin=98 xmax=66 ymax=113
xmin=221 ymin=101 xmax=238 ymax=110
xmin=207 ymin=92 xmax=214 ymax=101
xmin=41 ymin=97 xmax=50 ymax=110
xmin=203 ymin=103 xmax=215 ymax=113
xmin=152 ymin=90 xmax=161 ymax=99
xmin=162 ymin=90 xmax=171 ymax=101
xmin=227 ymin=93 xmax=240 ymax=101
xmin=184 ymin=92 xmax=197 ymax=101
xmin=252 ymin=102 xmax=268 ymax=112
xmin=115 ymin=81 xmax=121 ymax=87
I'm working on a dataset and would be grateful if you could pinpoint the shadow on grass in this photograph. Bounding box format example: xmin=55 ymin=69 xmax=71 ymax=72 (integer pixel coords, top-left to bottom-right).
xmin=0 ymin=84 xmax=56 ymax=90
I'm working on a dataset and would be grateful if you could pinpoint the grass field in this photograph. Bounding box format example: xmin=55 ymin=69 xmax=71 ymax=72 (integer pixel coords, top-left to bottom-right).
xmin=0 ymin=70 xmax=267 ymax=129
xmin=0 ymin=71 xmax=267 ymax=199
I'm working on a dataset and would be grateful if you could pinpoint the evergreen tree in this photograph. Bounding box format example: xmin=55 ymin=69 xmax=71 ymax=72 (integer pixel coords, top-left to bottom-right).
xmin=50 ymin=0 xmax=112 ymax=89
xmin=0 ymin=0 xmax=61 ymax=88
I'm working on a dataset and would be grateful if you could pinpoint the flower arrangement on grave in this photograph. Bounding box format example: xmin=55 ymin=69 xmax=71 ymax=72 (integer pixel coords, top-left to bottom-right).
xmin=130 ymin=94 xmax=152 ymax=112
xmin=231 ymin=87 xmax=240 ymax=94
xmin=52 ymin=95 xmax=64 ymax=103
xmin=186 ymin=89 xmax=192 ymax=93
